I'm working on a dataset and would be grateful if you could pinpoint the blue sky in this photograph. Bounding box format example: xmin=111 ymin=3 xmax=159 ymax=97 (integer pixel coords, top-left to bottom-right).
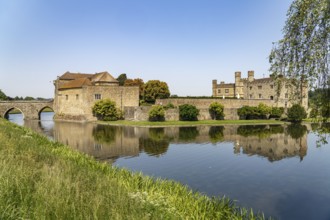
xmin=0 ymin=0 xmax=292 ymax=98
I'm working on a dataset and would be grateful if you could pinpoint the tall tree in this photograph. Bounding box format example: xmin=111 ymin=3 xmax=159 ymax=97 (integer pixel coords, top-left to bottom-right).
xmin=269 ymin=0 xmax=330 ymax=118
xmin=0 ymin=89 xmax=8 ymax=100
xmin=143 ymin=80 xmax=170 ymax=103
xmin=116 ymin=73 xmax=127 ymax=86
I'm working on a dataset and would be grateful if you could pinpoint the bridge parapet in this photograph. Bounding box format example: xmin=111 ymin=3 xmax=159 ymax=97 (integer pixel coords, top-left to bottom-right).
xmin=0 ymin=100 xmax=54 ymax=120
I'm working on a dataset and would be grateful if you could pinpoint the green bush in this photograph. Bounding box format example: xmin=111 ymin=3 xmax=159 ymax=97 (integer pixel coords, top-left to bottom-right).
xmin=164 ymin=102 xmax=175 ymax=110
xmin=179 ymin=104 xmax=199 ymax=121
xmin=148 ymin=105 xmax=165 ymax=121
xmin=209 ymin=102 xmax=225 ymax=120
xmin=270 ymin=107 xmax=284 ymax=119
xmin=92 ymin=99 xmax=123 ymax=121
xmin=287 ymin=104 xmax=307 ymax=122
xmin=237 ymin=103 xmax=274 ymax=120
xmin=309 ymin=107 xmax=318 ymax=118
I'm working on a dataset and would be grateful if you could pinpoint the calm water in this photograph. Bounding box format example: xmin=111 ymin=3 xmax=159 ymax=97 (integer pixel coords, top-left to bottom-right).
xmin=9 ymin=112 xmax=330 ymax=220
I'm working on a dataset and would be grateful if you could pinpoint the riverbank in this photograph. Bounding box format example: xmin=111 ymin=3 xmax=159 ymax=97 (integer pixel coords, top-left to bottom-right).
xmin=97 ymin=119 xmax=286 ymax=127
xmin=0 ymin=118 xmax=266 ymax=219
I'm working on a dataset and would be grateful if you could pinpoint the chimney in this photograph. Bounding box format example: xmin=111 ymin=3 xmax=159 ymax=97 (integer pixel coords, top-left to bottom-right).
xmin=248 ymin=70 xmax=254 ymax=82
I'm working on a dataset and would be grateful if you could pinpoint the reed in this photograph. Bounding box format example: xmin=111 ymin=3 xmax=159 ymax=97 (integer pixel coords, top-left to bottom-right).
xmin=0 ymin=118 xmax=267 ymax=219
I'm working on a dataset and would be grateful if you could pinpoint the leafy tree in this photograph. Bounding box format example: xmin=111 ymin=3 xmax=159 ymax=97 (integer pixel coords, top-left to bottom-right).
xmin=270 ymin=107 xmax=284 ymax=119
xmin=0 ymin=89 xmax=8 ymax=100
xmin=209 ymin=102 xmax=225 ymax=120
xmin=148 ymin=105 xmax=165 ymax=121
xmin=269 ymin=0 xmax=330 ymax=118
xmin=143 ymin=80 xmax=170 ymax=103
xmin=24 ymin=96 xmax=35 ymax=100
xmin=92 ymin=99 xmax=123 ymax=121
xmin=116 ymin=73 xmax=127 ymax=86
xmin=124 ymin=78 xmax=144 ymax=98
xmin=179 ymin=104 xmax=199 ymax=121
xmin=257 ymin=103 xmax=271 ymax=119
xmin=287 ymin=104 xmax=307 ymax=122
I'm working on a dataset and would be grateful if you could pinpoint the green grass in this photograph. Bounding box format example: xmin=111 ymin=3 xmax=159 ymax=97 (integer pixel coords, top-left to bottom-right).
xmin=98 ymin=119 xmax=285 ymax=127
xmin=0 ymin=118 xmax=268 ymax=219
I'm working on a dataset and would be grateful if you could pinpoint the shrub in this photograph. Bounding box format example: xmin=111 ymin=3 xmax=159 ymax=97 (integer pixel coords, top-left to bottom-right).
xmin=287 ymin=104 xmax=307 ymax=122
xmin=92 ymin=99 xmax=123 ymax=121
xmin=209 ymin=102 xmax=225 ymax=120
xmin=164 ymin=102 xmax=175 ymax=110
xmin=309 ymin=107 xmax=318 ymax=118
xmin=257 ymin=103 xmax=271 ymax=119
xmin=148 ymin=105 xmax=165 ymax=121
xmin=179 ymin=104 xmax=199 ymax=121
xmin=270 ymin=107 xmax=284 ymax=119
xmin=237 ymin=103 xmax=273 ymax=120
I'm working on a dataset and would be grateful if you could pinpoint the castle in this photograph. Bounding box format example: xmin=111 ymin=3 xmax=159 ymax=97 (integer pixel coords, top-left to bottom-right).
xmin=212 ymin=71 xmax=308 ymax=109
xmin=53 ymin=71 xmax=139 ymax=121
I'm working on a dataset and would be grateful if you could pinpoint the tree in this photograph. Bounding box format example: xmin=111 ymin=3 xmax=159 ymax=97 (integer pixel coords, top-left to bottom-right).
xmin=269 ymin=0 xmax=330 ymax=119
xmin=0 ymin=89 xmax=8 ymax=100
xmin=179 ymin=104 xmax=199 ymax=121
xmin=124 ymin=78 xmax=144 ymax=98
xmin=287 ymin=104 xmax=307 ymax=122
xmin=148 ymin=105 xmax=165 ymax=121
xmin=24 ymin=96 xmax=35 ymax=100
xmin=143 ymin=80 xmax=170 ymax=103
xmin=92 ymin=99 xmax=123 ymax=121
xmin=116 ymin=73 xmax=127 ymax=86
xmin=209 ymin=102 xmax=225 ymax=120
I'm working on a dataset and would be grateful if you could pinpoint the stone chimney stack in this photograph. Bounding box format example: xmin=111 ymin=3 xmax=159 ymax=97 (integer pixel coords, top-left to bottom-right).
xmin=212 ymin=80 xmax=217 ymax=97
xmin=248 ymin=70 xmax=254 ymax=82
xmin=235 ymin=71 xmax=241 ymax=83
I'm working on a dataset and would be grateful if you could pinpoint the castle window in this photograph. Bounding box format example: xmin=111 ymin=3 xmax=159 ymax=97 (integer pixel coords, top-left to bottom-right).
xmin=270 ymin=96 xmax=274 ymax=100
xmin=270 ymin=85 xmax=274 ymax=89
xmin=95 ymin=94 xmax=102 ymax=100
xmin=218 ymin=89 xmax=221 ymax=93
xmin=65 ymin=95 xmax=68 ymax=100
xmin=76 ymin=94 xmax=79 ymax=100
xmin=249 ymin=86 xmax=252 ymax=90
xmin=225 ymin=89 xmax=229 ymax=93
xmin=249 ymin=94 xmax=253 ymax=99
xmin=259 ymin=94 xmax=262 ymax=99
xmin=285 ymin=93 xmax=288 ymax=98
xmin=258 ymin=86 xmax=262 ymax=89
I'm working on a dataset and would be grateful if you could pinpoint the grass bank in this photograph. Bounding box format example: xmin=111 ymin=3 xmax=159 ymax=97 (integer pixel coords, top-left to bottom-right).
xmin=0 ymin=118 xmax=267 ymax=219
xmin=98 ymin=119 xmax=285 ymax=127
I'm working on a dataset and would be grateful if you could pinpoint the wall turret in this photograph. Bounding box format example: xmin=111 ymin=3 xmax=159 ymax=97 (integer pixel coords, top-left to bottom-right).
xmin=248 ymin=71 xmax=254 ymax=82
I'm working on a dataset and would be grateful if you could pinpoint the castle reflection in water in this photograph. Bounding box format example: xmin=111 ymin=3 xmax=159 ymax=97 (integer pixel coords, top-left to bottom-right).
xmin=25 ymin=120 xmax=311 ymax=163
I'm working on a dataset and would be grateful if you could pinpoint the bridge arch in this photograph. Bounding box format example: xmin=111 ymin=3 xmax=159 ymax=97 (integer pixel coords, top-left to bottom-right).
xmin=38 ymin=106 xmax=55 ymax=120
xmin=3 ymin=107 xmax=25 ymax=119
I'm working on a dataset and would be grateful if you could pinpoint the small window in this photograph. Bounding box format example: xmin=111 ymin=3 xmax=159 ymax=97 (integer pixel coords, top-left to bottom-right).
xmin=285 ymin=93 xmax=288 ymax=98
xmin=270 ymin=96 xmax=274 ymax=100
xmin=95 ymin=94 xmax=101 ymax=100
xmin=259 ymin=94 xmax=262 ymax=99
xmin=258 ymin=86 xmax=262 ymax=89
xmin=218 ymin=89 xmax=221 ymax=93
xmin=76 ymin=94 xmax=79 ymax=100
xmin=270 ymin=85 xmax=274 ymax=89
xmin=249 ymin=86 xmax=252 ymax=90
xmin=225 ymin=89 xmax=229 ymax=93
xmin=249 ymin=94 xmax=253 ymax=99
xmin=65 ymin=95 xmax=68 ymax=100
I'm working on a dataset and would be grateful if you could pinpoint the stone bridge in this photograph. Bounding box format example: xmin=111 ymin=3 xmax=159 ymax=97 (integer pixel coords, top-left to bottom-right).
xmin=0 ymin=100 xmax=54 ymax=120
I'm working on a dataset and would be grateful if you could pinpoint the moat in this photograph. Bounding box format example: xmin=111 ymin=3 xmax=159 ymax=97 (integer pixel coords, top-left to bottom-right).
xmin=9 ymin=112 xmax=330 ymax=220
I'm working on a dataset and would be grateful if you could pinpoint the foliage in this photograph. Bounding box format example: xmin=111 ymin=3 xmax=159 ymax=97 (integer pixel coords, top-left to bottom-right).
xmin=143 ymin=80 xmax=170 ymax=103
xmin=148 ymin=105 xmax=165 ymax=122
xmin=237 ymin=125 xmax=284 ymax=138
xmin=116 ymin=73 xmax=127 ymax=86
xmin=0 ymin=118 xmax=267 ymax=219
xmin=24 ymin=96 xmax=35 ymax=100
xmin=139 ymin=128 xmax=170 ymax=156
xmin=209 ymin=102 xmax=225 ymax=120
xmin=179 ymin=104 xmax=199 ymax=121
xmin=164 ymin=102 xmax=175 ymax=110
xmin=178 ymin=127 xmax=199 ymax=141
xmin=0 ymin=89 xmax=8 ymax=100
xmin=287 ymin=104 xmax=307 ymax=122
xmin=270 ymin=107 xmax=285 ymax=119
xmin=124 ymin=78 xmax=145 ymax=98
xmin=257 ymin=103 xmax=271 ymax=118
xmin=92 ymin=99 xmax=123 ymax=121
xmin=269 ymin=0 xmax=329 ymax=119
xmin=92 ymin=125 xmax=118 ymax=144
xmin=287 ymin=123 xmax=307 ymax=139
xmin=309 ymin=107 xmax=319 ymax=118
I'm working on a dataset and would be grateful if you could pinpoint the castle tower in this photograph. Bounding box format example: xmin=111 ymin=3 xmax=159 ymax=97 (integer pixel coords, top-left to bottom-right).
xmin=248 ymin=70 xmax=254 ymax=82
xmin=235 ymin=72 xmax=243 ymax=98
xmin=212 ymin=80 xmax=217 ymax=97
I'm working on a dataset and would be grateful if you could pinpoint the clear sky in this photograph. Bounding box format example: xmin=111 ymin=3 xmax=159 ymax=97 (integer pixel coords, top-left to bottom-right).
xmin=0 ymin=0 xmax=292 ymax=98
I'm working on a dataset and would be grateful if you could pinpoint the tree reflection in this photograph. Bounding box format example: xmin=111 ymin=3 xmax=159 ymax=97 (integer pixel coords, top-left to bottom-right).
xmin=208 ymin=126 xmax=224 ymax=144
xmin=178 ymin=127 xmax=199 ymax=142
xmin=139 ymin=128 xmax=170 ymax=157
xmin=287 ymin=124 xmax=307 ymax=139
xmin=311 ymin=123 xmax=330 ymax=147
xmin=237 ymin=125 xmax=284 ymax=138
xmin=92 ymin=125 xmax=118 ymax=144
